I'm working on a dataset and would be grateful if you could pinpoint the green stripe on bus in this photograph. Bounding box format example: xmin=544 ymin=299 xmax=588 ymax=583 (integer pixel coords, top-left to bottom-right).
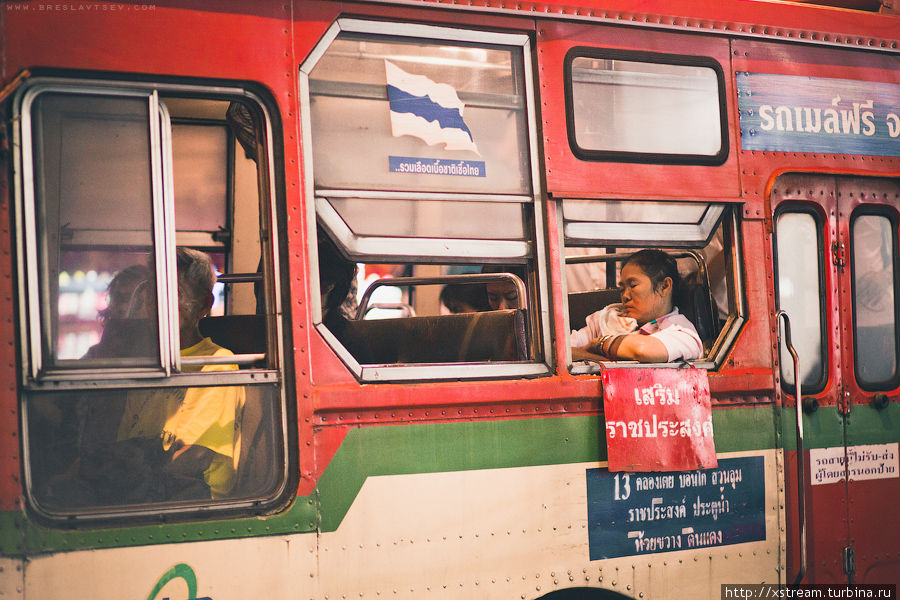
xmin=315 ymin=407 xmax=778 ymax=531
xmin=779 ymin=403 xmax=900 ymax=451
xmin=0 ymin=405 xmax=819 ymax=555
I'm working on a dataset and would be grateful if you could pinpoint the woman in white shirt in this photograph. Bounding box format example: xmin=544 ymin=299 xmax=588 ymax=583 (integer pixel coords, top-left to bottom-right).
xmin=570 ymin=249 xmax=703 ymax=363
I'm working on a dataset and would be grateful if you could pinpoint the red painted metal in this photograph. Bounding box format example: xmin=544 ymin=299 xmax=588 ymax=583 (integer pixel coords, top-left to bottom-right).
xmin=351 ymin=0 xmax=899 ymax=51
xmin=785 ymin=448 xmax=850 ymax=584
xmin=602 ymin=368 xmax=716 ymax=471
xmin=0 ymin=150 xmax=20 ymax=512
xmin=537 ymin=21 xmax=742 ymax=201
xmin=0 ymin=2 xmax=897 ymax=582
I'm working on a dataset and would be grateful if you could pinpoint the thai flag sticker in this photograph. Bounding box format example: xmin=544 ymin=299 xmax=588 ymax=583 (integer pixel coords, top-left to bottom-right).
xmin=385 ymin=60 xmax=480 ymax=155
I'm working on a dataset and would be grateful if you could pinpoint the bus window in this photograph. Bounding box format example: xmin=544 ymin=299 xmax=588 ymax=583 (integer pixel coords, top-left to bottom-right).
xmin=774 ymin=210 xmax=827 ymax=392
xmin=564 ymin=200 xmax=743 ymax=370
xmin=852 ymin=212 xmax=899 ymax=389
xmin=565 ymin=49 xmax=728 ymax=164
xmin=16 ymin=82 xmax=286 ymax=518
xmin=302 ymin=20 xmax=548 ymax=382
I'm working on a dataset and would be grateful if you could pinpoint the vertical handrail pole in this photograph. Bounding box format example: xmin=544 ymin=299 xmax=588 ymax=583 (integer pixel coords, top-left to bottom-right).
xmin=777 ymin=310 xmax=807 ymax=585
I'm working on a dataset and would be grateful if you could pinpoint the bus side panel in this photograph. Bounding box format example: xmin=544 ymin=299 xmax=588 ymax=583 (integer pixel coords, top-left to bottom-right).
xmin=21 ymin=534 xmax=317 ymax=600
xmin=0 ymin=557 xmax=24 ymax=600
xmin=536 ymin=20 xmax=741 ymax=200
xmin=710 ymin=219 xmax=776 ymax=397
xmin=783 ymin=410 xmax=849 ymax=585
xmin=0 ymin=147 xmax=20 ymax=513
xmin=845 ymin=404 xmax=900 ymax=584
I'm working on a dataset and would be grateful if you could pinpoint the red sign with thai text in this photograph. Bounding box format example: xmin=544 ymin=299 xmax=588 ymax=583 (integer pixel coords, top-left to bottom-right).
xmin=602 ymin=368 xmax=716 ymax=472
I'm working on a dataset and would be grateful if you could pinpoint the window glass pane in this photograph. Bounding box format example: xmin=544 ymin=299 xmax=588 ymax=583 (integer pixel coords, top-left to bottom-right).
xmin=24 ymin=89 xmax=285 ymax=517
xmin=562 ymin=200 xmax=723 ymax=245
xmin=852 ymin=214 xmax=897 ymax=386
xmin=26 ymin=384 xmax=281 ymax=512
xmin=327 ymin=198 xmax=525 ymax=240
xmin=563 ymin=200 xmax=709 ymax=224
xmin=570 ymin=57 xmax=722 ymax=156
xmin=309 ymin=35 xmax=530 ymax=194
xmin=776 ymin=212 xmax=825 ymax=388
xmin=31 ymin=93 xmax=160 ymax=367
xmin=172 ymin=123 xmax=227 ymax=233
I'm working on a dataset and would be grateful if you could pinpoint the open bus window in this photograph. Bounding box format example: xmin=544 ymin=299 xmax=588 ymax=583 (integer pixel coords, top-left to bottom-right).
xmin=302 ymin=20 xmax=549 ymax=382
xmin=317 ymin=244 xmax=532 ymax=368
xmin=563 ymin=200 xmax=744 ymax=371
xmin=16 ymin=82 xmax=285 ymax=518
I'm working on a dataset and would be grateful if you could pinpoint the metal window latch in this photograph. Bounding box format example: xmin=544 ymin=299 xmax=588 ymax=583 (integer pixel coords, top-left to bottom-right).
xmin=212 ymin=226 xmax=232 ymax=244
xmin=831 ymin=242 xmax=846 ymax=271
xmin=843 ymin=546 xmax=856 ymax=579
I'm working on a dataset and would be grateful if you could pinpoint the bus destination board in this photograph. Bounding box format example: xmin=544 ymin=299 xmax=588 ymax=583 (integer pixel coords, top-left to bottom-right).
xmin=586 ymin=456 xmax=766 ymax=560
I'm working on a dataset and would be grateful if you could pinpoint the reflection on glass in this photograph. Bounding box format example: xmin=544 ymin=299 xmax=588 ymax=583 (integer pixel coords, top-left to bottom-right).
xmin=32 ymin=93 xmax=161 ymax=367
xmin=571 ymin=57 xmax=721 ymax=156
xmin=328 ymin=198 xmax=525 ymax=240
xmin=172 ymin=123 xmax=228 ymax=233
xmin=26 ymin=384 xmax=281 ymax=512
xmin=308 ymin=34 xmax=531 ymax=194
xmin=776 ymin=212 xmax=825 ymax=388
xmin=563 ymin=200 xmax=710 ymax=224
xmin=853 ymin=214 xmax=897 ymax=386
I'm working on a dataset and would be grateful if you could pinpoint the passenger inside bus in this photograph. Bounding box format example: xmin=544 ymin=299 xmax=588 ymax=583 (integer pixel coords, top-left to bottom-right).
xmin=482 ymin=265 xmax=527 ymax=310
xmin=439 ymin=283 xmax=491 ymax=314
xmin=83 ymin=264 xmax=155 ymax=359
xmin=318 ymin=233 xmax=373 ymax=363
xmin=115 ymin=248 xmax=246 ymax=500
xmin=46 ymin=249 xmax=246 ymax=505
xmin=570 ymin=249 xmax=703 ymax=363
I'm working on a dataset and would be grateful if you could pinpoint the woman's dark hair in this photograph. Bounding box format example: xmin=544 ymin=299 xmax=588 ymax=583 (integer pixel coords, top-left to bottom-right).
xmin=439 ymin=283 xmax=491 ymax=313
xmin=318 ymin=232 xmax=357 ymax=315
xmin=481 ymin=264 xmax=527 ymax=281
xmin=623 ymin=249 xmax=687 ymax=310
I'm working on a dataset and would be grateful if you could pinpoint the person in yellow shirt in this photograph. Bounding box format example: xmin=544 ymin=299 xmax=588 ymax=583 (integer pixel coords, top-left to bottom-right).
xmin=118 ymin=248 xmax=245 ymax=500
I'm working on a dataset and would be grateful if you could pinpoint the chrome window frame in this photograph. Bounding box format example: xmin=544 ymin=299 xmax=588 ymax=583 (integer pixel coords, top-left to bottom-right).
xmin=563 ymin=201 xmax=725 ymax=246
xmin=564 ymin=202 xmax=745 ymax=373
xmin=13 ymin=75 xmax=291 ymax=521
xmin=300 ymin=19 xmax=552 ymax=382
xmin=13 ymin=77 xmax=286 ymax=389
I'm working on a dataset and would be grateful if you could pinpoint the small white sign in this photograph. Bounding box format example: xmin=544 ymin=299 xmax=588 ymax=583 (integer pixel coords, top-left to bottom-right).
xmin=810 ymin=443 xmax=899 ymax=485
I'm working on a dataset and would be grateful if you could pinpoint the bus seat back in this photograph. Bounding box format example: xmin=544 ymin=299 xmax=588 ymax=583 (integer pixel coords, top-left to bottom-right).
xmin=199 ymin=315 xmax=267 ymax=355
xmin=567 ymin=288 xmax=621 ymax=331
xmin=345 ymin=309 xmax=527 ymax=364
xmin=679 ymin=282 xmax=717 ymax=350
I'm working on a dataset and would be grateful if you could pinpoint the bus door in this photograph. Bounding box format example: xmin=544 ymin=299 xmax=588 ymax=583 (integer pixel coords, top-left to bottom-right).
xmin=772 ymin=173 xmax=900 ymax=584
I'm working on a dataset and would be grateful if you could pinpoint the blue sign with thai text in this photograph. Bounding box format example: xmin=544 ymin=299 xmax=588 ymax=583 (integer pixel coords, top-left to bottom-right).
xmin=389 ymin=156 xmax=486 ymax=177
xmin=736 ymin=72 xmax=900 ymax=157
xmin=586 ymin=456 xmax=765 ymax=560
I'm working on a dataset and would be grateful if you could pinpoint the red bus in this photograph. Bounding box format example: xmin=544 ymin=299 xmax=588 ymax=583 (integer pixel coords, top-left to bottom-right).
xmin=0 ymin=0 xmax=898 ymax=598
